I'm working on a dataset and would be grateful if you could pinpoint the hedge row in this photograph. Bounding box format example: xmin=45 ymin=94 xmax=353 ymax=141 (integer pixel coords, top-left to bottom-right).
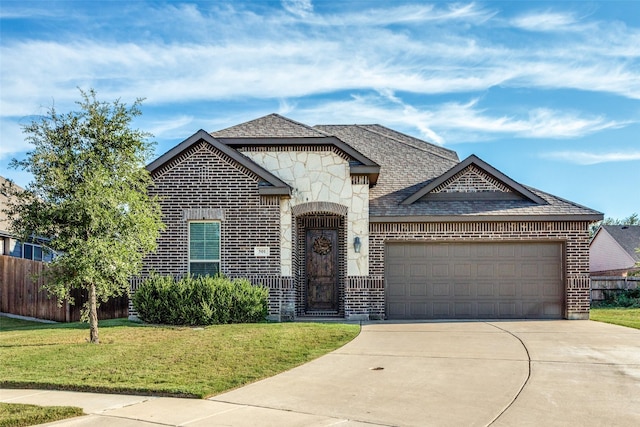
xmin=132 ymin=274 xmax=269 ymax=325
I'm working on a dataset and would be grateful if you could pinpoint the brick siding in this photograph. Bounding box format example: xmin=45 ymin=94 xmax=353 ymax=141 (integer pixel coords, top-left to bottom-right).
xmin=353 ymin=221 xmax=592 ymax=320
xmin=136 ymin=141 xmax=592 ymax=321
xmin=142 ymin=142 xmax=281 ymax=278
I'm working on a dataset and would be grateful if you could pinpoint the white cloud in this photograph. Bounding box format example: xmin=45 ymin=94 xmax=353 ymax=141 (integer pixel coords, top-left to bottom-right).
xmin=542 ymin=151 xmax=640 ymax=165
xmin=0 ymin=119 xmax=31 ymax=160
xmin=287 ymin=92 xmax=626 ymax=144
xmin=282 ymin=0 xmax=314 ymax=18
xmin=511 ymin=11 xmax=578 ymax=32
xmin=0 ymin=0 xmax=638 ymax=149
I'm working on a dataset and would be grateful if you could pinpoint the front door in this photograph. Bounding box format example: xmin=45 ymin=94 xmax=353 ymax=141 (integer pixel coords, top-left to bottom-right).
xmin=306 ymin=229 xmax=338 ymax=311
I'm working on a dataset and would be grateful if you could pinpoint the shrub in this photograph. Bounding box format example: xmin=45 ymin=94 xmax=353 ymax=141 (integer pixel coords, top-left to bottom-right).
xmin=132 ymin=274 xmax=269 ymax=325
xmin=594 ymin=288 xmax=640 ymax=308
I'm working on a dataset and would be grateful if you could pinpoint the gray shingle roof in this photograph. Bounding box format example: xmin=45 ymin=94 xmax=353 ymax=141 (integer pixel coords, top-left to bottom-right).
xmin=205 ymin=115 xmax=602 ymax=221
xmin=213 ymin=114 xmax=327 ymax=138
xmin=314 ymin=124 xmax=458 ymax=200
xmin=602 ymin=225 xmax=640 ymax=261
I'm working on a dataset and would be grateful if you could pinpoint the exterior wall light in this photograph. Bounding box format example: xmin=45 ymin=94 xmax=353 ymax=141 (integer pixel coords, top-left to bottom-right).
xmin=354 ymin=236 xmax=361 ymax=253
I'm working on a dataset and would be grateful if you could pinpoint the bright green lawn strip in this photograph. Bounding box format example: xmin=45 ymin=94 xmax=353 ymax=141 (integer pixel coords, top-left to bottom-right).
xmin=590 ymin=308 xmax=640 ymax=330
xmin=0 ymin=402 xmax=83 ymax=427
xmin=0 ymin=318 xmax=359 ymax=398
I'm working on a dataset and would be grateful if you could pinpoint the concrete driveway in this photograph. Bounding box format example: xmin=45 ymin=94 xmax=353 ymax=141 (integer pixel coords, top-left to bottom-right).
xmin=2 ymin=320 xmax=640 ymax=426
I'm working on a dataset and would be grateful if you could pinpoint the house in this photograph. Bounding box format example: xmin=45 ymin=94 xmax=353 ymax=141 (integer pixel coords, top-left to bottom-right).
xmin=590 ymin=225 xmax=640 ymax=276
xmin=0 ymin=176 xmax=53 ymax=262
xmin=137 ymin=114 xmax=602 ymax=321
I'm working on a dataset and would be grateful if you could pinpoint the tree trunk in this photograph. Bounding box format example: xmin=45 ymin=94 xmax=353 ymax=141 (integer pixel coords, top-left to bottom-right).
xmin=89 ymin=282 xmax=100 ymax=344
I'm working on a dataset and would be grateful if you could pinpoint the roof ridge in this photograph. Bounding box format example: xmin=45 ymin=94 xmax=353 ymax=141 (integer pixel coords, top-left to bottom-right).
xmin=361 ymin=124 xmax=457 ymax=156
xmin=353 ymin=124 xmax=459 ymax=163
xmin=213 ymin=113 xmax=327 ymax=138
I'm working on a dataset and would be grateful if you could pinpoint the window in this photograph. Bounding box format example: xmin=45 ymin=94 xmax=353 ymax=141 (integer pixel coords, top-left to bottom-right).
xmin=20 ymin=242 xmax=47 ymax=262
xmin=189 ymin=221 xmax=220 ymax=276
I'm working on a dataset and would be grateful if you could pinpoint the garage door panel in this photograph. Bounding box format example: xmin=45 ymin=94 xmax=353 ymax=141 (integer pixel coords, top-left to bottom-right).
xmin=433 ymin=282 xmax=450 ymax=297
xmin=388 ymin=283 xmax=407 ymax=297
xmin=454 ymin=264 xmax=471 ymax=277
xmin=543 ymin=283 xmax=562 ymax=297
xmin=386 ymin=242 xmax=564 ymax=320
xmin=499 ymin=302 xmax=517 ymax=317
xmin=497 ymin=263 xmax=516 ymax=277
xmin=477 ymin=264 xmax=494 ymax=277
xmin=387 ymin=263 xmax=406 ymax=278
xmin=408 ymin=245 xmax=427 ymax=257
xmin=477 ymin=302 xmax=495 ymax=317
xmin=432 ymin=245 xmax=449 ymax=257
xmin=410 ymin=283 xmax=427 ymax=296
xmin=454 ymin=283 xmax=471 ymax=296
xmin=499 ymin=283 xmax=517 ymax=297
xmin=522 ymin=264 xmax=539 ymax=277
xmin=433 ymin=302 xmax=451 ymax=317
xmin=543 ymin=302 xmax=563 ymax=316
xmin=521 ymin=282 xmax=540 ymax=297
xmin=432 ymin=264 xmax=449 ymax=277
xmin=498 ymin=245 xmax=516 ymax=257
xmin=477 ymin=282 xmax=495 ymax=296
xmin=454 ymin=303 xmax=472 ymax=317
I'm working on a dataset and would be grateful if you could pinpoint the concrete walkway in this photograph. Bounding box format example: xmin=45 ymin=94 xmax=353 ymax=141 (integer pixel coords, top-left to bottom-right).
xmin=2 ymin=320 xmax=640 ymax=426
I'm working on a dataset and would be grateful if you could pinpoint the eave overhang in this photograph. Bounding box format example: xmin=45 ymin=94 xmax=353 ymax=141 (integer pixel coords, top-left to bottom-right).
xmin=370 ymin=213 xmax=604 ymax=223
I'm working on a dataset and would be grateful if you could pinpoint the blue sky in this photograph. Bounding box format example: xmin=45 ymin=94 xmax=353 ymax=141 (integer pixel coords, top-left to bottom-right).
xmin=1 ymin=0 xmax=638 ymax=219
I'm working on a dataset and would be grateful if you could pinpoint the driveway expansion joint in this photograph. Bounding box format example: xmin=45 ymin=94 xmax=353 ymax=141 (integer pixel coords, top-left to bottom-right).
xmin=484 ymin=322 xmax=532 ymax=426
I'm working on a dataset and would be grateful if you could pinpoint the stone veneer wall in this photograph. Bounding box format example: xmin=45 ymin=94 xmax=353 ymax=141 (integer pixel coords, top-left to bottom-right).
xmin=142 ymin=142 xmax=281 ymax=279
xmin=241 ymin=148 xmax=370 ymax=277
xmin=344 ymin=221 xmax=592 ymax=320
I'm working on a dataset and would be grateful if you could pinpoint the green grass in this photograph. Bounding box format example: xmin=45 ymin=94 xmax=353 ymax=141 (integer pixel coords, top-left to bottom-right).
xmin=0 ymin=316 xmax=359 ymax=399
xmin=590 ymin=307 xmax=640 ymax=330
xmin=0 ymin=403 xmax=83 ymax=427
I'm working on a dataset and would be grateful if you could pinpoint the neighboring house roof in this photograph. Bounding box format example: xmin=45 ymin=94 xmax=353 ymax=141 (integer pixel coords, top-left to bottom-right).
xmin=601 ymin=225 xmax=640 ymax=262
xmin=590 ymin=225 xmax=640 ymax=274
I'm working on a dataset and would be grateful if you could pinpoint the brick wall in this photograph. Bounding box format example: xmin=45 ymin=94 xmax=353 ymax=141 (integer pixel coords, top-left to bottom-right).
xmin=138 ymin=141 xmax=592 ymax=321
xmin=347 ymin=221 xmax=592 ymax=320
xmin=142 ymin=142 xmax=281 ymax=278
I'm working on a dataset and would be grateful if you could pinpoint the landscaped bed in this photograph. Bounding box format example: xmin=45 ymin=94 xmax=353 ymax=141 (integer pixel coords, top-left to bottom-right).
xmin=0 ymin=317 xmax=360 ymax=399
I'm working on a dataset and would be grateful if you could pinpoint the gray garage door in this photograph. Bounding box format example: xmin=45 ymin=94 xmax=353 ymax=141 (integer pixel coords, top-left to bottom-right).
xmin=386 ymin=242 xmax=564 ymax=320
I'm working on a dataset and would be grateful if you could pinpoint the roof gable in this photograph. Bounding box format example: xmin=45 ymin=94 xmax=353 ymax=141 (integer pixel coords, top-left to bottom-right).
xmin=402 ymin=155 xmax=547 ymax=205
xmin=600 ymin=225 xmax=640 ymax=261
xmin=213 ymin=114 xmax=327 ymax=138
xmin=147 ymin=130 xmax=291 ymax=196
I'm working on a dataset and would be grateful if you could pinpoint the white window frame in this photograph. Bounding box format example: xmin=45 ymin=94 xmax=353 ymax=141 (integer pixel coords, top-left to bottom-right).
xmin=188 ymin=220 xmax=221 ymax=276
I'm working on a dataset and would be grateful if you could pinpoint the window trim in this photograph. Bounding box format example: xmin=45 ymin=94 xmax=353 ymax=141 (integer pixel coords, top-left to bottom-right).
xmin=188 ymin=220 xmax=221 ymax=276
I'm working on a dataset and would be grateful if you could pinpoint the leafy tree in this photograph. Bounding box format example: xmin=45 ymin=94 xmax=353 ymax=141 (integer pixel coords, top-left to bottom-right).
xmin=602 ymin=213 xmax=639 ymax=226
xmin=2 ymin=89 xmax=164 ymax=344
xmin=589 ymin=213 xmax=640 ymax=236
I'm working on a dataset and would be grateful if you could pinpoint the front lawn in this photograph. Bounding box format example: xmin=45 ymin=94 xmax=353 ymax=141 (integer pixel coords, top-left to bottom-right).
xmin=0 ymin=402 xmax=83 ymax=427
xmin=0 ymin=317 xmax=359 ymax=399
xmin=590 ymin=307 xmax=640 ymax=330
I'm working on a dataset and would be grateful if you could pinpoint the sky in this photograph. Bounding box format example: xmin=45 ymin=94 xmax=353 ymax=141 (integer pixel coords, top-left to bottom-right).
xmin=0 ymin=0 xmax=639 ymax=220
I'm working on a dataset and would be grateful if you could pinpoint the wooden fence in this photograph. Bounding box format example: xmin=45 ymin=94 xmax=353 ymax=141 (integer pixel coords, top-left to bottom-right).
xmin=591 ymin=276 xmax=640 ymax=303
xmin=0 ymin=255 xmax=129 ymax=322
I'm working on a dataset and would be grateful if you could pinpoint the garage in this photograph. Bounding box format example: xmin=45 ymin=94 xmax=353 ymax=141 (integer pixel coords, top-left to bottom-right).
xmin=386 ymin=241 xmax=564 ymax=320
